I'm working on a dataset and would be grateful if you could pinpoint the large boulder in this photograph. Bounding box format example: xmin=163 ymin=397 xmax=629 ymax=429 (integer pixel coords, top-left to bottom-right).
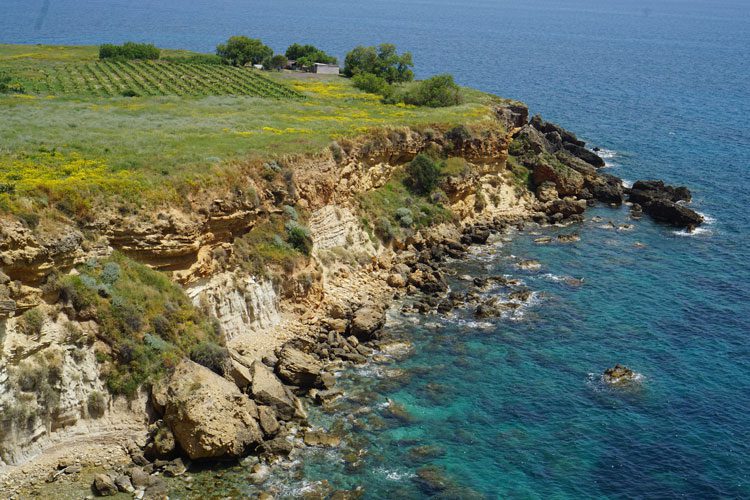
xmin=514 ymin=125 xmax=555 ymax=154
xmin=495 ymin=102 xmax=529 ymax=130
xmin=640 ymin=197 xmax=703 ymax=227
xmin=250 ymin=360 xmax=306 ymax=420
xmin=530 ymin=155 xmax=585 ymax=197
xmin=92 ymin=474 xmax=118 ymax=496
xmin=530 ymin=114 xmax=585 ymax=147
xmin=162 ymin=360 xmax=263 ymax=460
xmin=276 ymin=345 xmax=323 ymax=388
xmin=349 ymin=305 xmax=386 ymax=341
xmin=588 ymin=173 xmax=624 ymax=205
xmin=554 ymin=150 xmax=623 ymax=204
xmin=543 ymin=198 xmax=587 ymax=218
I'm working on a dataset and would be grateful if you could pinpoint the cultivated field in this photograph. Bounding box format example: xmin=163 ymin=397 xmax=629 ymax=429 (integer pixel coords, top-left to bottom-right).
xmin=0 ymin=44 xmax=502 ymax=212
xmin=13 ymin=60 xmax=303 ymax=98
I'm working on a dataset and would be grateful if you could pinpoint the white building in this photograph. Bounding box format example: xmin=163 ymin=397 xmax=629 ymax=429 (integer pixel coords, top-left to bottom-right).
xmin=312 ymin=63 xmax=340 ymax=75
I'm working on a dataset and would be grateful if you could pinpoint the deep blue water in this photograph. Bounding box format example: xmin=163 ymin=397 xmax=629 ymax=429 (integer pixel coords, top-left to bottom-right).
xmin=3 ymin=0 xmax=750 ymax=497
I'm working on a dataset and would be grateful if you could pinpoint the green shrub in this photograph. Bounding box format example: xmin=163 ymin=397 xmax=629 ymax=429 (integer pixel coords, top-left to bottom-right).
xmin=352 ymin=72 xmax=391 ymax=95
xmin=286 ymin=221 xmax=313 ymax=256
xmin=121 ymin=89 xmax=139 ymax=98
xmin=190 ymin=341 xmax=229 ymax=376
xmin=99 ymin=42 xmax=160 ymax=60
xmin=374 ymin=217 xmax=395 ymax=243
xmin=394 ymin=207 xmax=414 ymax=227
xmin=283 ymin=205 xmax=299 ymax=221
xmin=404 ymin=154 xmax=441 ymax=195
xmin=216 ymin=36 xmax=273 ymax=66
xmin=17 ymin=212 xmax=40 ymax=229
xmin=87 ymin=391 xmax=107 ymax=418
xmin=403 ymin=74 xmax=463 ymax=108
xmin=0 ymin=72 xmax=24 ymax=94
xmin=19 ymin=308 xmax=44 ymax=337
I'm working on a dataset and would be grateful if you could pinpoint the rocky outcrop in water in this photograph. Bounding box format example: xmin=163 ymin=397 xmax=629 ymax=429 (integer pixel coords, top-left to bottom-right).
xmin=628 ymin=180 xmax=704 ymax=228
xmin=603 ymin=364 xmax=639 ymax=385
xmin=511 ymin=114 xmax=625 ymax=221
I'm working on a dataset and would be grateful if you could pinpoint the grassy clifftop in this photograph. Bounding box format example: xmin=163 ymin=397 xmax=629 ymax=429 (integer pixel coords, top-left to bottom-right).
xmin=0 ymin=44 xmax=503 ymax=215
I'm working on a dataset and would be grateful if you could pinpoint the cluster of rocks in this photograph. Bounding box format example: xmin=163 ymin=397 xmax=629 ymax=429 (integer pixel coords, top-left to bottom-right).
xmin=602 ymin=364 xmax=640 ymax=385
xmin=627 ymin=180 xmax=704 ymax=229
xmin=381 ymin=218 xmax=538 ymax=320
xmin=91 ymin=452 xmax=182 ymax=498
xmin=90 ymin=298 xmax=394 ymax=496
xmin=513 ymin=114 xmax=704 ymax=229
xmin=514 ymin=115 xmax=624 ymax=224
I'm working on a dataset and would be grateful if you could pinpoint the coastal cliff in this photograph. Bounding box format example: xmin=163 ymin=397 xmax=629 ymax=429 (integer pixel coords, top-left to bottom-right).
xmin=0 ymin=98 xmax=703 ymax=496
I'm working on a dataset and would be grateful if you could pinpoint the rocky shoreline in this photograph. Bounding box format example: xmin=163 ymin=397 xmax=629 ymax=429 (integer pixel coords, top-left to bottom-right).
xmin=0 ymin=105 xmax=706 ymax=498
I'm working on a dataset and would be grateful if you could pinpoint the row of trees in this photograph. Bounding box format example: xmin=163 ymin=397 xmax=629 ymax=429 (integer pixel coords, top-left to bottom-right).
xmin=215 ymin=37 xmax=338 ymax=71
xmin=99 ymin=42 xmax=160 ymax=60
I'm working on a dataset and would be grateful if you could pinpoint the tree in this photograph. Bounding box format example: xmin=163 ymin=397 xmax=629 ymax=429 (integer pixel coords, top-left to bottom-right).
xmin=216 ymin=36 xmax=273 ymax=66
xmin=285 ymin=43 xmax=337 ymax=68
xmin=403 ymin=74 xmax=463 ymax=107
xmin=343 ymin=44 xmax=414 ymax=83
xmin=267 ymin=54 xmax=289 ymax=71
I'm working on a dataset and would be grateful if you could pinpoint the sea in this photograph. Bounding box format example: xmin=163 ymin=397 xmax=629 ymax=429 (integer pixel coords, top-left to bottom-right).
xmin=2 ymin=0 xmax=749 ymax=497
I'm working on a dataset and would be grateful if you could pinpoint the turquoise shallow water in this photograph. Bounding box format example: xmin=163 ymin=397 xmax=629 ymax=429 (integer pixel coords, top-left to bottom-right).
xmin=3 ymin=0 xmax=749 ymax=497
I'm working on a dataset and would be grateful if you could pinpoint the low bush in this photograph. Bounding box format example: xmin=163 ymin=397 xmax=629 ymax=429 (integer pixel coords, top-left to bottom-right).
xmin=99 ymin=42 xmax=160 ymax=61
xmin=395 ymin=207 xmax=414 ymax=227
xmin=190 ymin=341 xmax=229 ymax=376
xmin=403 ymin=74 xmax=463 ymax=108
xmin=374 ymin=217 xmax=396 ymax=242
xmin=18 ymin=308 xmax=44 ymax=337
xmin=0 ymin=72 xmax=24 ymax=94
xmin=352 ymin=72 xmax=391 ymax=96
xmin=286 ymin=221 xmax=313 ymax=256
xmin=404 ymin=154 xmax=441 ymax=195
xmin=87 ymin=391 xmax=107 ymax=418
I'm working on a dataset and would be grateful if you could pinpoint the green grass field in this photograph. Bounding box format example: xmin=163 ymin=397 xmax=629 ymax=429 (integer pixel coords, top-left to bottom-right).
xmin=0 ymin=44 xmax=505 ymax=213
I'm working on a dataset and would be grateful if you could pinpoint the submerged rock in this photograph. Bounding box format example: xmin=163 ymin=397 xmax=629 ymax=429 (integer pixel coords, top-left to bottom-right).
xmin=518 ymin=259 xmax=542 ymax=271
xmin=603 ymin=364 xmax=640 ymax=385
xmin=304 ymin=430 xmax=342 ymax=447
xmin=557 ymin=233 xmax=580 ymax=243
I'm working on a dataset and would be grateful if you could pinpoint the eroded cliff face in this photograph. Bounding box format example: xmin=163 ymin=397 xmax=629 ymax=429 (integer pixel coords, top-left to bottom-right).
xmin=186 ymin=274 xmax=281 ymax=341
xmin=0 ymin=307 xmax=148 ymax=466
xmin=0 ymin=103 xmax=535 ymax=467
